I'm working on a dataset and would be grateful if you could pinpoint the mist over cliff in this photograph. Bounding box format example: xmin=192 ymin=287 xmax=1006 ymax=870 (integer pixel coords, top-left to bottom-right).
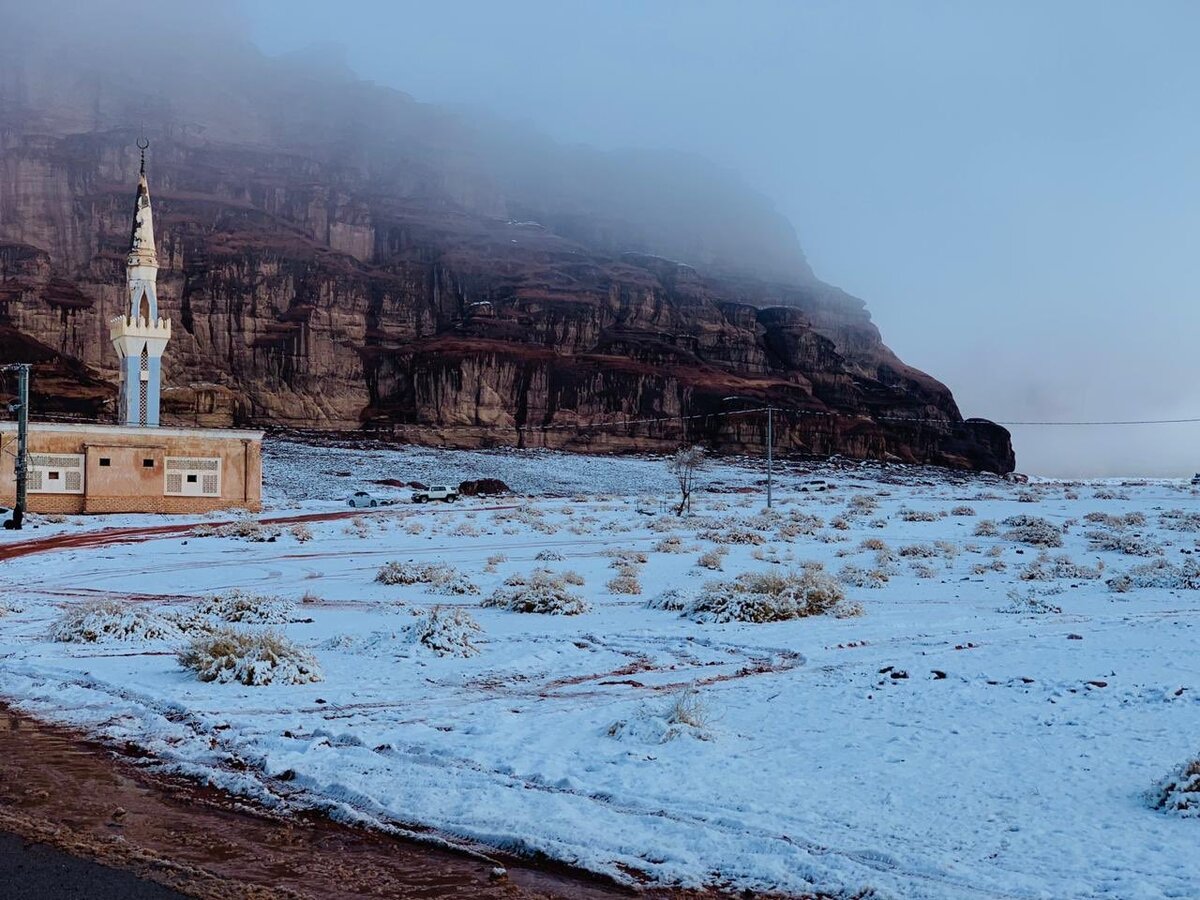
xmin=0 ymin=0 xmax=1013 ymax=473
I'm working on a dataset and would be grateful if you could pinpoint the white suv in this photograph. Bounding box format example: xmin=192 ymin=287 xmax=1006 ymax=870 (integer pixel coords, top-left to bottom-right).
xmin=412 ymin=484 xmax=459 ymax=503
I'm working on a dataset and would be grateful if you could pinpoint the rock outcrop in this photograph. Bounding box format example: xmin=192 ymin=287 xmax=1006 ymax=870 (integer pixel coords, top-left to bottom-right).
xmin=0 ymin=14 xmax=1014 ymax=473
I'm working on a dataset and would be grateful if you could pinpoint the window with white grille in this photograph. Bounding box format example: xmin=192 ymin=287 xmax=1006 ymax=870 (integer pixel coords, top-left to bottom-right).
xmin=164 ymin=457 xmax=221 ymax=497
xmin=28 ymin=454 xmax=84 ymax=494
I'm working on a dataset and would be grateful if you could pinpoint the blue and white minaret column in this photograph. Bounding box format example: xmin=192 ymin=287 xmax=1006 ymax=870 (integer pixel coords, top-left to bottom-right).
xmin=109 ymin=142 xmax=171 ymax=427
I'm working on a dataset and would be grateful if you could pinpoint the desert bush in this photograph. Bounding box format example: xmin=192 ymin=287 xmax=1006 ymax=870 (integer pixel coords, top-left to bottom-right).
xmin=987 ymin=545 xmax=1005 ymax=558
xmin=483 ymin=569 xmax=589 ymax=615
xmin=900 ymin=509 xmax=938 ymax=523
xmin=1085 ymin=529 xmax=1163 ymax=557
xmin=910 ymin=562 xmax=937 ymax=579
xmin=484 ymin=553 xmax=508 ymax=573
xmin=50 ymin=600 xmax=180 ymax=643
xmin=1159 ymin=509 xmax=1200 ymax=532
xmin=1084 ymin=511 xmax=1146 ymax=529
xmin=646 ymin=588 xmax=692 ymax=611
xmin=934 ymin=540 xmax=960 ymax=561
xmin=837 ymin=565 xmax=889 ymax=588
xmin=194 ymin=518 xmax=281 ymax=542
xmin=859 ymin=537 xmax=889 ymax=552
xmin=606 ymin=550 xmax=648 ymax=567
xmin=1108 ymin=558 xmax=1200 ymax=593
xmin=1152 ymin=755 xmax=1200 ymax=817
xmin=847 ymin=494 xmax=879 ymax=515
xmin=654 ymin=535 xmax=689 ymax=554
xmin=1020 ymin=552 xmax=1103 ymax=581
xmin=408 ymin=606 xmax=483 ymax=657
xmin=973 ymin=519 xmax=1000 ymax=537
xmin=664 ymin=685 xmax=710 ymax=729
xmin=699 ymin=528 xmax=766 ymax=545
xmin=971 ymin=560 xmax=1007 ymax=575
xmin=0 ymin=600 xmax=23 ymax=617
xmin=607 ymin=685 xmax=714 ymax=743
xmin=684 ymin=568 xmax=846 ymax=623
xmin=374 ymin=562 xmax=479 ymax=595
xmin=696 ymin=547 xmax=728 ymax=570
xmin=951 ymin=506 xmax=977 ymax=516
xmin=289 ymin=523 xmax=313 ymax=542
xmin=534 ymin=549 xmax=566 ymax=561
xmin=178 ymin=627 xmax=322 ymax=685
xmin=194 ymin=589 xmax=295 ymax=624
xmin=607 ymin=573 xmax=642 ymax=595
xmin=342 ymin=517 xmax=372 ymax=538
xmin=899 ymin=543 xmax=939 ymax=558
xmin=1001 ymin=515 xmax=1063 ymax=547
xmin=300 ymin=590 xmax=322 ymax=605
xmin=1000 ymin=587 xmax=1063 ymax=615
xmin=404 ymin=521 xmax=425 ymax=535
xmin=829 ymin=516 xmax=851 ymax=531
xmin=1016 ymin=491 xmax=1039 ymax=503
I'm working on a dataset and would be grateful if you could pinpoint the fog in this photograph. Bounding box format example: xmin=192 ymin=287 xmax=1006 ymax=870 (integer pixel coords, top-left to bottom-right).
xmin=8 ymin=0 xmax=1200 ymax=477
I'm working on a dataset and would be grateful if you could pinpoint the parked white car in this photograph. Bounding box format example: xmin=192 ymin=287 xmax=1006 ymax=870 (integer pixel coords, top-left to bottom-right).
xmin=411 ymin=484 xmax=459 ymax=503
xmin=347 ymin=491 xmax=379 ymax=508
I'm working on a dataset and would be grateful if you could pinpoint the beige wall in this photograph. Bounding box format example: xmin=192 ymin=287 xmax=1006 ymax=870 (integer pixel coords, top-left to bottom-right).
xmin=0 ymin=424 xmax=262 ymax=515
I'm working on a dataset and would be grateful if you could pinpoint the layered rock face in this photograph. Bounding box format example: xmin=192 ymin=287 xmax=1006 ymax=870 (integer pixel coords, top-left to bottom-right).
xmin=0 ymin=19 xmax=1014 ymax=473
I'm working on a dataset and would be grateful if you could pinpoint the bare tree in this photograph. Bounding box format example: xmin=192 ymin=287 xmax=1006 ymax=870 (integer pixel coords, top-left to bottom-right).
xmin=668 ymin=445 xmax=705 ymax=516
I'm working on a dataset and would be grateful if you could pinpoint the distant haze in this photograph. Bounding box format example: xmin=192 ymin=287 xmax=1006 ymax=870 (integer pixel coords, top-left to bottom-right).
xmin=11 ymin=0 xmax=1200 ymax=477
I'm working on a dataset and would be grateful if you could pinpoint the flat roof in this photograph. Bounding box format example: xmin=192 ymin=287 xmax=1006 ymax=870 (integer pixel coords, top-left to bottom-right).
xmin=0 ymin=421 xmax=264 ymax=441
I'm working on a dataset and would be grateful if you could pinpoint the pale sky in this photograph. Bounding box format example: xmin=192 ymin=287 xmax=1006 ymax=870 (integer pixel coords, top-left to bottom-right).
xmin=240 ymin=2 xmax=1199 ymax=475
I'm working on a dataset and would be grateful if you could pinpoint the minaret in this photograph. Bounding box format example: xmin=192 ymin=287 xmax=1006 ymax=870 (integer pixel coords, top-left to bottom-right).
xmin=110 ymin=139 xmax=171 ymax=427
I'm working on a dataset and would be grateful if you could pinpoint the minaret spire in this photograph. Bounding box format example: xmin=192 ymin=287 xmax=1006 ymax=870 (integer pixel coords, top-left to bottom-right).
xmin=109 ymin=141 xmax=171 ymax=427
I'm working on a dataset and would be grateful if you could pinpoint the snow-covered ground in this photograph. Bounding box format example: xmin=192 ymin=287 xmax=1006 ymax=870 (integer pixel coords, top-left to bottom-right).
xmin=2 ymin=439 xmax=1200 ymax=899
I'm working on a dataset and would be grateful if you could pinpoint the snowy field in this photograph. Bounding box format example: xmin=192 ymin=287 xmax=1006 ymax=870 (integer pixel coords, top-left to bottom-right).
xmin=2 ymin=439 xmax=1200 ymax=899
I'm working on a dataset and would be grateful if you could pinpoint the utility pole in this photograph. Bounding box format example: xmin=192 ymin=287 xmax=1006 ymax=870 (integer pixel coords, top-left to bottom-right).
xmin=723 ymin=396 xmax=774 ymax=509
xmin=4 ymin=364 xmax=29 ymax=530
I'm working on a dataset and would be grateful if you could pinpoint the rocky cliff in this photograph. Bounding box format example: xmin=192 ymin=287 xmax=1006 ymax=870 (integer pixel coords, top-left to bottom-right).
xmin=0 ymin=14 xmax=1014 ymax=473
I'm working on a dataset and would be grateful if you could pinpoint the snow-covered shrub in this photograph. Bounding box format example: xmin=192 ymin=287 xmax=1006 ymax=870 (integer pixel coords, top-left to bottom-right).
xmin=910 ymin=562 xmax=938 ymax=579
xmin=837 ymin=565 xmax=889 ymax=589
xmin=606 ymin=550 xmax=648 ymax=567
xmin=1084 ymin=511 xmax=1146 ymax=529
xmin=178 ymin=627 xmax=322 ymax=685
xmin=484 ymin=553 xmax=507 ymax=573
xmin=607 ymin=573 xmax=642 ymax=595
xmin=196 ymin=518 xmax=281 ymax=542
xmin=534 ymin=549 xmax=565 ymax=561
xmin=951 ymin=505 xmax=977 ymax=516
xmin=1152 ymin=755 xmax=1200 ymax=817
xmin=700 ymin=528 xmax=765 ymax=545
xmin=483 ymin=569 xmax=589 ymax=615
xmin=194 ymin=589 xmax=295 ymax=624
xmin=300 ymin=590 xmax=322 ymax=605
xmin=685 ymin=568 xmax=846 ymax=623
xmin=859 ymin=537 xmax=889 ymax=552
xmin=561 ymin=570 xmax=585 ymax=586
xmin=847 ymin=494 xmax=879 ymax=515
xmin=409 ymin=606 xmax=483 ymax=657
xmin=973 ymin=519 xmax=1000 ymax=537
xmin=900 ymin=509 xmax=938 ymax=523
xmin=342 ymin=517 xmax=372 ymax=538
xmin=696 ymin=547 xmax=728 ymax=570
xmin=374 ymin=562 xmax=479 ymax=595
xmin=607 ymin=685 xmax=713 ymax=743
xmin=289 ymin=522 xmax=313 ymax=542
xmin=971 ymin=560 xmax=1007 ymax=575
xmin=1020 ymin=552 xmax=1103 ymax=581
xmin=1108 ymin=558 xmax=1200 ymax=593
xmin=899 ymin=543 xmax=939 ymax=558
xmin=404 ymin=521 xmax=425 ymax=535
xmin=1016 ymin=490 xmax=1040 ymax=503
xmin=654 ymin=535 xmax=688 ymax=553
xmin=450 ymin=521 xmax=481 ymax=537
xmin=1085 ymin=529 xmax=1163 ymax=557
xmin=1159 ymin=509 xmax=1200 ymax=532
xmin=1000 ymin=587 xmax=1063 ymax=615
xmin=50 ymin=600 xmax=181 ymax=643
xmin=829 ymin=516 xmax=851 ymax=531
xmin=646 ymin=588 xmax=692 ymax=611
xmin=0 ymin=599 xmax=24 ymax=617
xmin=1001 ymin=515 xmax=1063 ymax=547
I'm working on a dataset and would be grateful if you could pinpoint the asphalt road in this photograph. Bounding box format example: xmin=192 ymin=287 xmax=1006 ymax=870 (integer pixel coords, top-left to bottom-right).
xmin=0 ymin=831 xmax=186 ymax=900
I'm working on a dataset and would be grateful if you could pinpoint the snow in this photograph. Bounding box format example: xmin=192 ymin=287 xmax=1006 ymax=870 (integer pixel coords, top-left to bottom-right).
xmin=2 ymin=439 xmax=1200 ymax=898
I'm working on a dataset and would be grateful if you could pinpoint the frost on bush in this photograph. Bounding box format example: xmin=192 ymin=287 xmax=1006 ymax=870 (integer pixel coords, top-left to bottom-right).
xmin=847 ymin=494 xmax=879 ymax=515
xmin=193 ymin=590 xmax=295 ymax=624
xmin=951 ymin=506 xmax=977 ymax=516
xmin=838 ymin=565 xmax=889 ymax=589
xmin=1085 ymin=511 xmax=1146 ymax=529
xmin=900 ymin=509 xmax=938 ymax=523
xmin=899 ymin=543 xmax=938 ymax=558
xmin=50 ymin=600 xmax=181 ymax=643
xmin=1152 ymin=755 xmax=1200 ymax=817
xmin=374 ymin=562 xmax=479 ymax=595
xmin=700 ymin=528 xmax=765 ymax=545
xmin=973 ymin=519 xmax=1000 ymax=537
xmin=1020 ymin=552 xmax=1103 ymax=581
xmin=684 ymin=568 xmax=846 ymax=623
xmin=1159 ymin=509 xmax=1200 ymax=533
xmin=1108 ymin=558 xmax=1200 ymax=593
xmin=910 ymin=562 xmax=938 ymax=579
xmin=1001 ymin=515 xmax=1063 ymax=547
xmin=178 ymin=627 xmax=322 ymax=685
xmin=858 ymin=537 xmax=888 ymax=552
xmin=607 ymin=573 xmax=642 ymax=595
xmin=194 ymin=518 xmax=280 ymax=542
xmin=0 ymin=599 xmax=24 ymax=617
xmin=1000 ymin=587 xmax=1063 ymax=615
xmin=1085 ymin=529 xmax=1163 ymax=557
xmin=408 ymin=606 xmax=483 ymax=657
xmin=483 ymin=569 xmax=589 ymax=615
xmin=608 ymin=685 xmax=713 ymax=744
xmin=696 ymin=547 xmax=728 ymax=571
xmin=289 ymin=522 xmax=314 ymax=542
xmin=646 ymin=588 xmax=693 ymax=611
xmin=606 ymin=550 xmax=648 ymax=567
xmin=971 ymin=560 xmax=1007 ymax=575
xmin=534 ymin=549 xmax=565 ymax=561
xmin=654 ymin=536 xmax=688 ymax=554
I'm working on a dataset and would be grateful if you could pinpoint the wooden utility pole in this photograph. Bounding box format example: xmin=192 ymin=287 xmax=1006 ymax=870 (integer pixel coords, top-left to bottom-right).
xmin=4 ymin=364 xmax=29 ymax=530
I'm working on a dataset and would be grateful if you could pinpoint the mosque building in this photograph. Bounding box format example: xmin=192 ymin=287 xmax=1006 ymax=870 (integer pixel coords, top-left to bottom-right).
xmin=0 ymin=146 xmax=263 ymax=514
